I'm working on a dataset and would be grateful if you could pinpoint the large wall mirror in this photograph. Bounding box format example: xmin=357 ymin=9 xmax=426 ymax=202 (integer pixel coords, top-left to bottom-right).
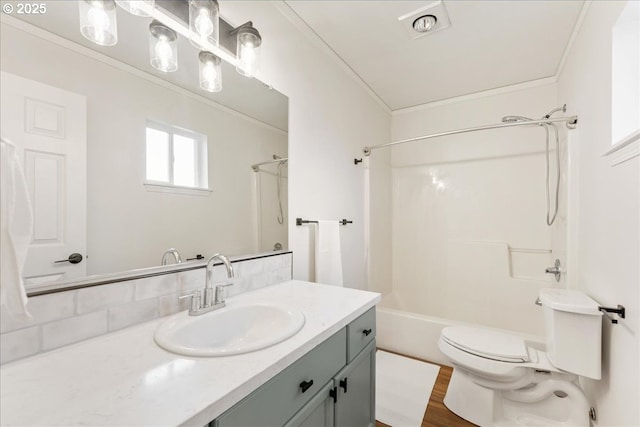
xmin=0 ymin=1 xmax=288 ymax=292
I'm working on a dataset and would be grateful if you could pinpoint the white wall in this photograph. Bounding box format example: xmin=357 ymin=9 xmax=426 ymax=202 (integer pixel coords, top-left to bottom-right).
xmin=558 ymin=1 xmax=639 ymax=425
xmin=220 ymin=2 xmax=391 ymax=289
xmin=1 ymin=23 xmax=287 ymax=275
xmin=381 ymin=84 xmax=561 ymax=337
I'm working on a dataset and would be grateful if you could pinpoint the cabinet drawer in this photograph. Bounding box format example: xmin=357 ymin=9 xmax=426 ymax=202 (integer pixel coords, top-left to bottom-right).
xmin=347 ymin=308 xmax=376 ymax=362
xmin=214 ymin=328 xmax=347 ymax=427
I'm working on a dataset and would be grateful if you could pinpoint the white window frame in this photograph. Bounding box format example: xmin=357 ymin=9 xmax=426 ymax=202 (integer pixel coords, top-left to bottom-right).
xmin=143 ymin=120 xmax=211 ymax=195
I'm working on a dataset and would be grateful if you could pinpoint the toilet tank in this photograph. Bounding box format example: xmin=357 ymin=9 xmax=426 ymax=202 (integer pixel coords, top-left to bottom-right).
xmin=539 ymin=288 xmax=602 ymax=379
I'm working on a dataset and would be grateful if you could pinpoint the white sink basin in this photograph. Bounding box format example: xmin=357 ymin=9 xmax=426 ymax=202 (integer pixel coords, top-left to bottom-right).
xmin=154 ymin=303 xmax=305 ymax=356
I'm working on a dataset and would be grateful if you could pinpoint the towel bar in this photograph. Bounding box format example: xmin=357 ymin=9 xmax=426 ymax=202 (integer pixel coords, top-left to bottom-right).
xmin=296 ymin=218 xmax=353 ymax=226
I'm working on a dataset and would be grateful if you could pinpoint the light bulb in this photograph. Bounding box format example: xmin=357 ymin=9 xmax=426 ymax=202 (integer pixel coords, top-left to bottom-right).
xmin=79 ymin=0 xmax=118 ymax=46
xmin=235 ymin=26 xmax=261 ymax=78
xmin=155 ymin=37 xmax=173 ymax=69
xmin=201 ymin=63 xmax=217 ymax=90
xmin=195 ymin=9 xmax=213 ymax=37
xmin=149 ymin=20 xmax=178 ymax=72
xmin=199 ymin=51 xmax=221 ymax=92
xmin=239 ymin=43 xmax=256 ymax=76
xmin=87 ymin=7 xmax=110 ymax=43
xmin=189 ymin=0 xmax=218 ymax=47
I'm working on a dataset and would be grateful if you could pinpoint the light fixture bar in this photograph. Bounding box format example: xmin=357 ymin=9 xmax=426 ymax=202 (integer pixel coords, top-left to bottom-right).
xmin=132 ymin=1 xmax=238 ymax=68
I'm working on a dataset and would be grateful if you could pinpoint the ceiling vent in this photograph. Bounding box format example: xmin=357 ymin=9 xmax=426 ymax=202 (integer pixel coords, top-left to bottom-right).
xmin=398 ymin=0 xmax=451 ymax=40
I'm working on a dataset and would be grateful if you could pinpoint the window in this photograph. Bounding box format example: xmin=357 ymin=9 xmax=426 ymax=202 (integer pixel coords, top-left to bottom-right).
xmin=144 ymin=121 xmax=210 ymax=194
xmin=606 ymin=0 xmax=639 ymax=166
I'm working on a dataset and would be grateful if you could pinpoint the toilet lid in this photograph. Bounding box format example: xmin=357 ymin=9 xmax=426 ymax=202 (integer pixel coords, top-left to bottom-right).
xmin=441 ymin=326 xmax=530 ymax=363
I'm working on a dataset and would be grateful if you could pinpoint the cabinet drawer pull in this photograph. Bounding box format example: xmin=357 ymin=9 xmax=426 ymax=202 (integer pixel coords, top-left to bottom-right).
xmin=362 ymin=328 xmax=372 ymax=336
xmin=299 ymin=379 xmax=314 ymax=393
xmin=339 ymin=378 xmax=348 ymax=393
xmin=329 ymin=386 xmax=337 ymax=403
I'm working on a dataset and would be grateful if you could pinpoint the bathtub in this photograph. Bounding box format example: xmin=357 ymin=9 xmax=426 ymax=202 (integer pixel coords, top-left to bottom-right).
xmin=376 ymin=305 xmax=546 ymax=366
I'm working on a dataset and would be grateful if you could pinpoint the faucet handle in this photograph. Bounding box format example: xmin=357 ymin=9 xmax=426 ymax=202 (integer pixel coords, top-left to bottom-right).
xmin=179 ymin=290 xmax=201 ymax=313
xmin=214 ymin=282 xmax=234 ymax=305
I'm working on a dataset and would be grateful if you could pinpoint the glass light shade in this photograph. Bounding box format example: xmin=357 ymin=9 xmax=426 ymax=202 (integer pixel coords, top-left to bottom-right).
xmin=115 ymin=0 xmax=154 ymax=17
xmin=236 ymin=26 xmax=261 ymax=78
xmin=79 ymin=0 xmax=118 ymax=46
xmin=199 ymin=51 xmax=222 ymax=93
xmin=189 ymin=0 xmax=219 ymax=47
xmin=149 ymin=20 xmax=178 ymax=72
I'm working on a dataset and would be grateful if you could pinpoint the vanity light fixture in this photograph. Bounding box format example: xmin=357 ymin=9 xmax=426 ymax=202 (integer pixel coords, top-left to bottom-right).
xmin=79 ymin=0 xmax=118 ymax=46
xmin=149 ymin=20 xmax=178 ymax=72
xmin=413 ymin=15 xmax=437 ymax=33
xmin=115 ymin=0 xmax=154 ymax=17
xmin=233 ymin=22 xmax=262 ymax=78
xmin=199 ymin=51 xmax=222 ymax=92
xmin=79 ymin=0 xmax=264 ymax=88
xmin=189 ymin=0 xmax=219 ymax=48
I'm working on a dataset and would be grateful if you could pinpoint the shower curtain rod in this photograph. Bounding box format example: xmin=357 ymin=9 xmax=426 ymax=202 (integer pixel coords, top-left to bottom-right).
xmin=363 ymin=115 xmax=578 ymax=156
xmin=251 ymin=157 xmax=288 ymax=172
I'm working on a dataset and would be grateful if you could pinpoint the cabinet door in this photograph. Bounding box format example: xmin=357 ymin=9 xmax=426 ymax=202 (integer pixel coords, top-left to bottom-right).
xmin=213 ymin=329 xmax=346 ymax=427
xmin=334 ymin=340 xmax=376 ymax=427
xmin=284 ymin=381 xmax=335 ymax=427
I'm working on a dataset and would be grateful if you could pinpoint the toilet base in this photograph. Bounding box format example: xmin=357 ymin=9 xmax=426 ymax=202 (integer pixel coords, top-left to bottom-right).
xmin=444 ymin=368 xmax=591 ymax=427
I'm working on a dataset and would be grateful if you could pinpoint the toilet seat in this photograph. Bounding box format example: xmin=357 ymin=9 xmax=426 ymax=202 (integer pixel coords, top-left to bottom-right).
xmin=441 ymin=326 xmax=530 ymax=363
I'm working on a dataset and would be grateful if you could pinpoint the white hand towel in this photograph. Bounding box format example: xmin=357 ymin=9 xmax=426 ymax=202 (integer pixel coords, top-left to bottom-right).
xmin=0 ymin=138 xmax=33 ymax=320
xmin=314 ymin=220 xmax=343 ymax=287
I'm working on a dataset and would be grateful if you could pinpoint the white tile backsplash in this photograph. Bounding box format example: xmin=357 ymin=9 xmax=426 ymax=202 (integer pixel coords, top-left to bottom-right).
xmin=42 ymin=312 xmax=108 ymax=351
xmin=235 ymin=257 xmax=265 ymax=277
xmin=109 ymin=299 xmax=159 ymax=331
xmin=1 ymin=252 xmax=293 ymax=364
xmin=0 ymin=292 xmax=75 ymax=333
xmin=135 ymin=275 xmax=179 ymax=300
xmin=77 ymin=283 xmax=134 ymax=314
xmin=0 ymin=327 xmax=40 ymax=364
xmin=158 ymin=292 xmax=189 ymax=317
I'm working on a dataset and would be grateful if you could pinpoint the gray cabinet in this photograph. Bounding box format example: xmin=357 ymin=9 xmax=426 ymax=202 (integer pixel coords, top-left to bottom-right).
xmin=212 ymin=308 xmax=376 ymax=427
xmin=284 ymin=381 xmax=335 ymax=427
xmin=334 ymin=341 xmax=376 ymax=427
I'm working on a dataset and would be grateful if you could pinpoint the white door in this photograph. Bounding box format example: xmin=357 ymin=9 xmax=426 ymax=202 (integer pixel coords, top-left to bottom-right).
xmin=0 ymin=71 xmax=87 ymax=287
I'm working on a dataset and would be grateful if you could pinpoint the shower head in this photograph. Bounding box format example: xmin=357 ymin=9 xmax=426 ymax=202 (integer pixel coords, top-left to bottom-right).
xmin=501 ymin=115 xmax=534 ymax=123
xmin=543 ymin=104 xmax=567 ymax=119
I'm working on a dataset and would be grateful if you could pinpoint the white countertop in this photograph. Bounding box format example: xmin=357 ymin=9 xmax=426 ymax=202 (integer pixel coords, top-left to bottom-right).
xmin=0 ymin=281 xmax=380 ymax=426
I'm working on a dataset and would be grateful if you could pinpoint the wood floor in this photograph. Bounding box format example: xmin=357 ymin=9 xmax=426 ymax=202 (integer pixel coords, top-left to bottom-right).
xmin=375 ymin=354 xmax=477 ymax=427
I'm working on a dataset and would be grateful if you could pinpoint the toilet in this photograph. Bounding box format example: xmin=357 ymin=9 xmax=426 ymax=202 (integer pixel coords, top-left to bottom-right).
xmin=438 ymin=288 xmax=602 ymax=426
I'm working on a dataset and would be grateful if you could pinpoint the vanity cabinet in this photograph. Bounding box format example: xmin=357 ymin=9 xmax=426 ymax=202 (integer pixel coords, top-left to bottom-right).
xmin=212 ymin=308 xmax=376 ymax=427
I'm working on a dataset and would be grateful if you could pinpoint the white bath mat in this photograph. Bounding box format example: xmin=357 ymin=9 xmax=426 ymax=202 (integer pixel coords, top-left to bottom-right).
xmin=375 ymin=350 xmax=440 ymax=427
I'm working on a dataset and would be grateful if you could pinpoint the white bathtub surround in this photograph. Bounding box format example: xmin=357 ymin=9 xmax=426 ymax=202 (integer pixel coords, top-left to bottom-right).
xmin=375 ymin=350 xmax=440 ymax=427
xmin=0 ymin=252 xmax=292 ymax=364
xmin=314 ymin=220 xmax=344 ymax=286
xmin=0 ymin=281 xmax=380 ymax=426
xmin=368 ymin=83 xmax=561 ymax=371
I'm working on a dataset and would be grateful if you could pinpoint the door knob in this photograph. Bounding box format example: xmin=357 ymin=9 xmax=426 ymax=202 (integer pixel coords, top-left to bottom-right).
xmin=54 ymin=253 xmax=83 ymax=264
xmin=545 ymin=259 xmax=561 ymax=282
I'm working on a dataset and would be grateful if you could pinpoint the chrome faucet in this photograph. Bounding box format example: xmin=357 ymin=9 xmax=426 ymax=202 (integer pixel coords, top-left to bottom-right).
xmin=205 ymin=253 xmax=234 ymax=307
xmin=161 ymin=248 xmax=182 ymax=266
xmin=180 ymin=253 xmax=234 ymax=316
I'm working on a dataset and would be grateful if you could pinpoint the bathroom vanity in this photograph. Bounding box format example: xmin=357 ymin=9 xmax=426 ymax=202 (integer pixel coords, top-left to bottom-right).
xmin=0 ymin=281 xmax=380 ymax=426
xmin=214 ymin=307 xmax=376 ymax=427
